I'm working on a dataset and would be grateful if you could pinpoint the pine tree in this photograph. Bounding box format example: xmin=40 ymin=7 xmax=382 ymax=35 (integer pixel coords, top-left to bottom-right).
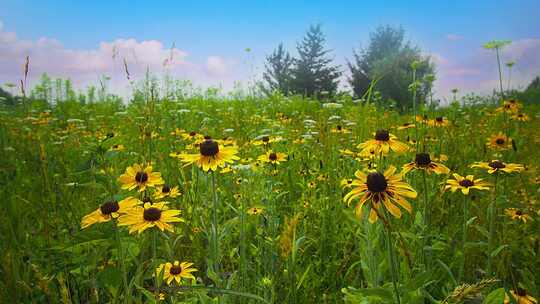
xmin=292 ymin=24 xmax=341 ymax=97
xmin=262 ymin=43 xmax=294 ymax=95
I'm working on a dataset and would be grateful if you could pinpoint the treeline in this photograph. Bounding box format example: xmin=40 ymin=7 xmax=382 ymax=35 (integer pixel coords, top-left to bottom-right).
xmin=261 ymin=24 xmax=435 ymax=110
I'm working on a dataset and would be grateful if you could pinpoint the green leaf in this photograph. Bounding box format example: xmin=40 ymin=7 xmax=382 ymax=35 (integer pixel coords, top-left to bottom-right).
xmin=483 ymin=287 xmax=505 ymax=304
xmin=490 ymin=245 xmax=508 ymax=258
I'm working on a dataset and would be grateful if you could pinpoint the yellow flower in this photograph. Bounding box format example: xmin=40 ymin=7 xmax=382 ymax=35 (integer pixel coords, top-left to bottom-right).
xmin=178 ymin=138 xmax=240 ymax=172
xmin=109 ymin=144 xmax=125 ymax=151
xmin=81 ymin=197 xmax=140 ymax=229
xmin=156 ymin=261 xmax=197 ymax=285
xmin=397 ymin=122 xmax=415 ymax=130
xmin=402 ymin=153 xmax=450 ymax=175
xmin=251 ymin=135 xmax=283 ymax=146
xmin=343 ymin=166 xmax=417 ymax=223
xmin=511 ymin=113 xmax=529 ymax=122
xmin=154 ymin=184 xmax=181 ymax=200
xmin=258 ymin=150 xmax=287 ymax=165
xmin=117 ymin=202 xmax=183 ymax=234
xmin=357 ymin=130 xmax=408 ymax=155
xmin=505 ymin=208 xmax=533 ymax=223
xmin=428 ymin=116 xmax=450 ymax=127
xmin=247 ymin=207 xmax=264 ymax=215
xmin=118 ymin=164 xmax=164 ymax=192
xmin=504 ymin=288 xmax=537 ymax=304
xmin=331 ymin=125 xmax=351 ymax=134
xmin=471 ymin=160 xmax=524 ymax=174
xmin=445 ymin=173 xmax=491 ymax=195
xmin=487 ymin=132 xmax=512 ymax=150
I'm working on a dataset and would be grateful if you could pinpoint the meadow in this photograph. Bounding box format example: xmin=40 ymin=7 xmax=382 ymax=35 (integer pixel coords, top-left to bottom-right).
xmin=0 ymin=89 xmax=538 ymax=303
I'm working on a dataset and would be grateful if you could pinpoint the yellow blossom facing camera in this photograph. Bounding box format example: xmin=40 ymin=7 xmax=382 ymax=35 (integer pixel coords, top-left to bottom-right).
xmin=505 ymin=208 xmax=533 ymax=223
xmin=487 ymin=132 xmax=512 ymax=150
xmin=118 ymin=163 xmax=164 ymax=192
xmin=402 ymin=153 xmax=450 ymax=175
xmin=343 ymin=166 xmax=417 ymax=223
xmin=179 ymin=138 xmax=240 ymax=172
xmin=258 ymin=150 xmax=287 ymax=165
xmin=357 ymin=129 xmax=408 ymax=155
xmin=156 ymin=261 xmax=197 ymax=285
xmin=445 ymin=173 xmax=491 ymax=195
xmin=117 ymin=202 xmax=183 ymax=234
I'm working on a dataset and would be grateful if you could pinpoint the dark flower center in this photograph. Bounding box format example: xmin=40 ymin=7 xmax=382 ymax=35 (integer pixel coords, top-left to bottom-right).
xmin=113 ymin=144 xmax=119 ymax=149
xmin=495 ymin=138 xmax=505 ymax=145
xmin=170 ymin=265 xmax=183 ymax=275
xmin=374 ymin=129 xmax=390 ymax=141
xmin=366 ymin=172 xmax=388 ymax=193
xmin=415 ymin=153 xmax=431 ymax=166
xmin=200 ymin=139 xmax=219 ymax=156
xmin=143 ymin=197 xmax=153 ymax=204
xmin=100 ymin=200 xmax=119 ymax=215
xmin=189 ymin=131 xmax=196 ymax=136
xmin=337 ymin=125 xmax=342 ymax=130
xmin=106 ymin=132 xmax=115 ymax=138
xmin=162 ymin=185 xmax=171 ymax=193
xmin=436 ymin=117 xmax=443 ymax=122
xmin=459 ymin=179 xmax=474 ymax=187
xmin=488 ymin=160 xmax=505 ymax=169
xmin=143 ymin=207 xmax=162 ymax=222
xmin=269 ymin=152 xmax=278 ymax=161
xmin=516 ymin=287 xmax=527 ymax=296
xmin=135 ymin=171 xmax=148 ymax=183
xmin=515 ymin=210 xmax=523 ymax=216
xmin=262 ymin=136 xmax=270 ymax=143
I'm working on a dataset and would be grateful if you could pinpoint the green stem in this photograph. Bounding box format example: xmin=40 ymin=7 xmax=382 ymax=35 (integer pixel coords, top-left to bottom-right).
xmin=496 ymin=48 xmax=504 ymax=100
xmin=115 ymin=226 xmax=130 ymax=303
xmin=382 ymin=211 xmax=401 ymax=304
xmin=421 ymin=170 xmax=430 ymax=268
xmin=461 ymin=196 xmax=470 ymax=281
xmin=210 ymin=172 xmax=220 ymax=282
xmin=487 ymin=174 xmax=499 ymax=276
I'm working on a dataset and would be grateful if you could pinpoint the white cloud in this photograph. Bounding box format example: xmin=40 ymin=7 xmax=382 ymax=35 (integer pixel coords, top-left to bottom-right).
xmin=0 ymin=21 xmax=242 ymax=97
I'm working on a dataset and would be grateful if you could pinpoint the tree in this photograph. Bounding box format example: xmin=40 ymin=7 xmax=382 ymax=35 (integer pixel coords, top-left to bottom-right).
xmin=348 ymin=25 xmax=434 ymax=110
xmin=291 ymin=24 xmax=341 ymax=97
xmin=262 ymin=43 xmax=294 ymax=95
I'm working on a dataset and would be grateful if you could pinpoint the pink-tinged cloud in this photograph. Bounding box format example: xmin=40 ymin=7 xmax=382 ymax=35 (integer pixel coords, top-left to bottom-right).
xmin=0 ymin=20 xmax=241 ymax=97
xmin=430 ymin=38 xmax=540 ymax=101
xmin=446 ymin=34 xmax=463 ymax=41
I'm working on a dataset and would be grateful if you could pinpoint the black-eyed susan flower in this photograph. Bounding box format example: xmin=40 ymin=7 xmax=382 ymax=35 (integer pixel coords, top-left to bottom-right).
xmin=81 ymin=197 xmax=141 ymax=229
xmin=247 ymin=207 xmax=264 ymax=215
xmin=505 ymin=208 xmax=533 ymax=223
xmin=340 ymin=178 xmax=354 ymax=188
xmin=118 ymin=164 xmax=164 ymax=192
xmin=343 ymin=166 xmax=417 ymax=223
xmin=258 ymin=150 xmax=287 ymax=165
xmin=117 ymin=202 xmax=183 ymax=234
xmin=397 ymin=122 xmax=415 ymax=130
xmin=109 ymin=144 xmax=125 ymax=152
xmin=331 ymin=125 xmax=351 ymax=134
xmin=182 ymin=131 xmax=204 ymax=142
xmin=504 ymin=288 xmax=537 ymax=304
xmin=357 ymin=129 xmax=408 ymax=155
xmin=179 ymin=138 xmax=240 ymax=172
xmin=156 ymin=261 xmax=197 ymax=285
xmin=154 ymin=184 xmax=181 ymax=200
xmin=402 ymin=153 xmax=450 ymax=175
xmin=512 ymin=113 xmax=530 ymax=122
xmin=429 ymin=116 xmax=450 ymax=127
xmin=445 ymin=173 xmax=491 ymax=195
xmin=252 ymin=135 xmax=282 ymax=146
xmin=487 ymin=132 xmax=512 ymax=150
xmin=471 ymin=160 xmax=524 ymax=174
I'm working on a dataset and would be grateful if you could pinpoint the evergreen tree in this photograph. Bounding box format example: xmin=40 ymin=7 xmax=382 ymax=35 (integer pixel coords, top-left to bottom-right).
xmin=262 ymin=43 xmax=294 ymax=95
xmin=292 ymin=24 xmax=341 ymax=97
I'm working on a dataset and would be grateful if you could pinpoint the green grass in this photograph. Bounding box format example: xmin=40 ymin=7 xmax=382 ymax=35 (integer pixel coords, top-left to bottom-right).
xmin=0 ymin=95 xmax=538 ymax=303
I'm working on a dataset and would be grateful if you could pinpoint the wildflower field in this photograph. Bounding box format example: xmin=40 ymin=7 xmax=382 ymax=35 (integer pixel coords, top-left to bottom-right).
xmin=0 ymin=92 xmax=538 ymax=303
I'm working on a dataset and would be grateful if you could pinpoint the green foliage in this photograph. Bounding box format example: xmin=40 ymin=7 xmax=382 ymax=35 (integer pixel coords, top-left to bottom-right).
xmin=348 ymin=25 xmax=435 ymax=110
xmin=262 ymin=43 xmax=295 ymax=95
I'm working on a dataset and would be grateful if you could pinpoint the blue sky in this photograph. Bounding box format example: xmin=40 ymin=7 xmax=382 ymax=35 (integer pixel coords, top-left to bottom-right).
xmin=1 ymin=0 xmax=539 ymax=99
